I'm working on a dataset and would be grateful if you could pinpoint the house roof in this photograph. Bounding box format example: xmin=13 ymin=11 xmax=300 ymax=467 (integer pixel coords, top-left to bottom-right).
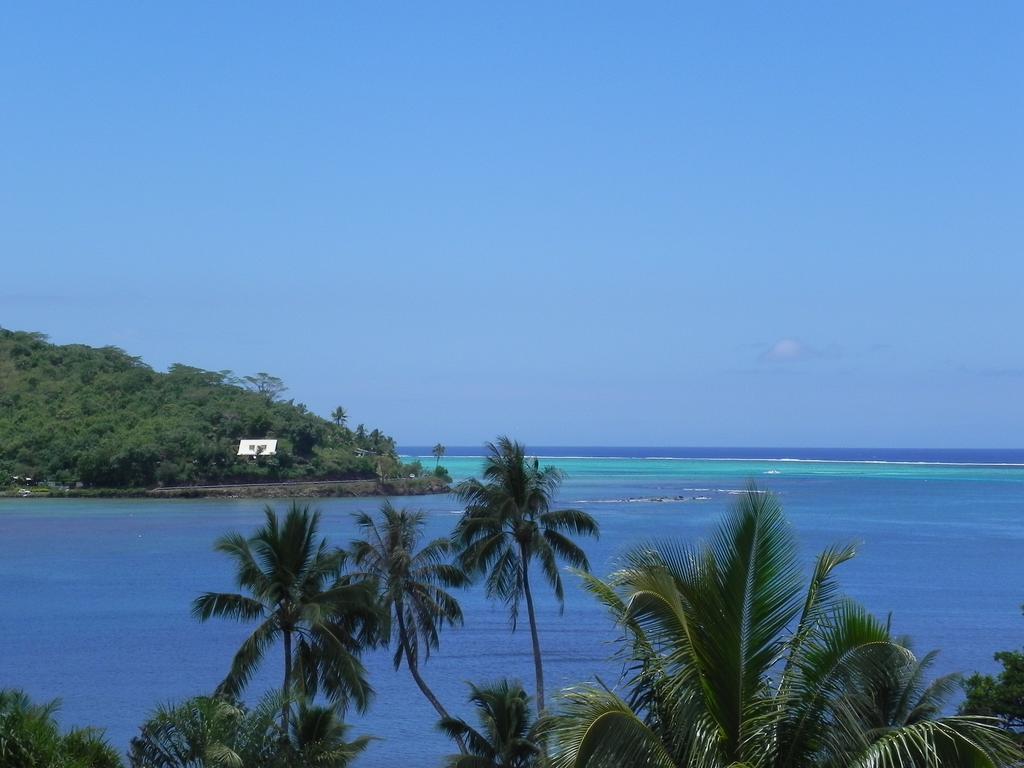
xmin=237 ymin=439 xmax=278 ymax=456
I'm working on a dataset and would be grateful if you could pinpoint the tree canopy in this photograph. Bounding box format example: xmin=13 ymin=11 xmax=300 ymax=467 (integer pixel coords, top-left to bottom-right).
xmin=961 ymin=606 xmax=1024 ymax=738
xmin=454 ymin=437 xmax=599 ymax=713
xmin=0 ymin=689 xmax=123 ymax=768
xmin=0 ymin=328 xmax=400 ymax=488
xmin=193 ymin=503 xmax=384 ymax=726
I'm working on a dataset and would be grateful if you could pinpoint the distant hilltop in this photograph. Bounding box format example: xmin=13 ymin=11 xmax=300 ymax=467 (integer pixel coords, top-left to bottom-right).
xmin=0 ymin=328 xmax=436 ymax=490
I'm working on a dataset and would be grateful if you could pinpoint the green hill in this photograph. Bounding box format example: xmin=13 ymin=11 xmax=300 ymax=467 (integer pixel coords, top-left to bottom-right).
xmin=0 ymin=329 xmax=416 ymax=489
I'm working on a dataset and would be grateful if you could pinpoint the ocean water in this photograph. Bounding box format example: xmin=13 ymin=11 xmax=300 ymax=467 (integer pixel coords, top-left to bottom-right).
xmin=1 ymin=448 xmax=1023 ymax=766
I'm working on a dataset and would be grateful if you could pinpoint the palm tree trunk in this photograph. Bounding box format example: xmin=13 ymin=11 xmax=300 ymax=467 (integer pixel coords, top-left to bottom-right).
xmin=520 ymin=550 xmax=545 ymax=713
xmin=282 ymin=627 xmax=292 ymax=734
xmin=396 ymin=606 xmax=467 ymax=754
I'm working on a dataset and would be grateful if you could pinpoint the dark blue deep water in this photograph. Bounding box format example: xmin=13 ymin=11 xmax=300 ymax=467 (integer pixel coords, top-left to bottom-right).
xmin=2 ymin=448 xmax=1023 ymax=766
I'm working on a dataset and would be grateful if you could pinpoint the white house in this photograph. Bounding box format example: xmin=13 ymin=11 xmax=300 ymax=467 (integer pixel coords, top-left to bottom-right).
xmin=237 ymin=439 xmax=278 ymax=457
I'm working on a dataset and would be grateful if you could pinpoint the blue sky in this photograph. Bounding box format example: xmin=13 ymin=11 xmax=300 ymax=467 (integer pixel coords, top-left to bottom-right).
xmin=1 ymin=3 xmax=1021 ymax=446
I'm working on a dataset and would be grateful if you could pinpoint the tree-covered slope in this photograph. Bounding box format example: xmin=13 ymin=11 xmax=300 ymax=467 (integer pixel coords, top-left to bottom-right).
xmin=0 ymin=329 xmax=401 ymax=488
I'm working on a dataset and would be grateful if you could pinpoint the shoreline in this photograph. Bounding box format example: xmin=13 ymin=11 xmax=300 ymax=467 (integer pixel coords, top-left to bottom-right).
xmin=2 ymin=477 xmax=451 ymax=500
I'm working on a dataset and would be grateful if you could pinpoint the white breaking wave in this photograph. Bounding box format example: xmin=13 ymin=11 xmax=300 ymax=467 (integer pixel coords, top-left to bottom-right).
xmin=405 ymin=454 xmax=1024 ymax=468
xmin=573 ymin=495 xmax=714 ymax=504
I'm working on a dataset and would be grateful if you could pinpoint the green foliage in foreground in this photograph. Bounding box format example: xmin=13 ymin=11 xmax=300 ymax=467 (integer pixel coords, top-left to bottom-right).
xmin=0 ymin=689 xmax=122 ymax=768
xmin=439 ymin=681 xmax=540 ymax=768
xmin=129 ymin=694 xmax=371 ymax=768
xmin=961 ymin=608 xmax=1024 ymax=737
xmin=545 ymin=489 xmax=1021 ymax=768
xmin=0 ymin=328 xmax=406 ymax=488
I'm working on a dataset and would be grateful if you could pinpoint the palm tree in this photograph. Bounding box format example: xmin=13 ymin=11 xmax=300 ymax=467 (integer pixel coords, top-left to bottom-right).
xmin=547 ymin=488 xmax=1021 ymax=768
xmin=193 ymin=503 xmax=382 ymax=733
xmin=853 ymin=636 xmax=965 ymax=732
xmin=129 ymin=696 xmax=272 ymax=768
xmin=130 ymin=695 xmax=371 ymax=768
xmin=288 ymin=701 xmax=373 ymax=768
xmin=439 ymin=680 xmax=540 ymax=768
xmin=0 ymin=689 xmax=122 ymax=768
xmin=349 ymin=502 xmax=468 ymax=735
xmin=433 ymin=442 xmax=446 ymax=469
xmin=454 ymin=437 xmax=599 ymax=713
xmin=331 ymin=406 xmax=347 ymax=428
xmin=369 ymin=429 xmax=384 ymax=453
xmin=63 ymin=728 xmax=126 ymax=768
xmin=0 ymin=689 xmax=63 ymax=767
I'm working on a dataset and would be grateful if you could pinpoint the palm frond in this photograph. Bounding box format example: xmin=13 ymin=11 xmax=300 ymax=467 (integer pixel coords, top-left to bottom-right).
xmin=547 ymin=686 xmax=678 ymax=768
xmin=846 ymin=717 xmax=1021 ymax=768
xmin=439 ymin=716 xmax=495 ymax=757
xmin=539 ymin=509 xmax=599 ymax=539
xmin=212 ymin=532 xmax=271 ymax=596
xmin=543 ymin=529 xmax=592 ymax=571
xmin=304 ymin=621 xmax=375 ymax=713
xmin=215 ymin=618 xmax=277 ymax=700
xmin=535 ymin=536 xmax=566 ymax=606
xmin=191 ymin=592 xmax=265 ymax=623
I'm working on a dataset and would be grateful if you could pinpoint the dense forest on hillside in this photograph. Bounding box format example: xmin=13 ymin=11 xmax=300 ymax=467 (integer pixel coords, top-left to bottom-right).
xmin=0 ymin=329 xmax=419 ymax=488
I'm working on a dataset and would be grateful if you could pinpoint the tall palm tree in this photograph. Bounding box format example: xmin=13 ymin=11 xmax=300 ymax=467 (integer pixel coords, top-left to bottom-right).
xmin=193 ymin=503 xmax=382 ymax=733
xmin=331 ymin=406 xmax=348 ymax=428
xmin=547 ymin=488 xmax=1020 ymax=768
xmin=454 ymin=437 xmax=599 ymax=713
xmin=433 ymin=443 xmax=446 ymax=468
xmin=439 ymin=680 xmax=540 ymax=768
xmin=369 ymin=429 xmax=384 ymax=453
xmin=349 ymin=502 xmax=468 ymax=733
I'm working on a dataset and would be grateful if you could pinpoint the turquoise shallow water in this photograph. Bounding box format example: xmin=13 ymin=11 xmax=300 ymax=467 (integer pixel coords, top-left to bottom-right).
xmin=1 ymin=453 xmax=1023 ymax=766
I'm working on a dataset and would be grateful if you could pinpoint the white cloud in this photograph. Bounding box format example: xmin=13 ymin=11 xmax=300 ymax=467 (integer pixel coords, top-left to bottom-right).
xmin=761 ymin=338 xmax=809 ymax=362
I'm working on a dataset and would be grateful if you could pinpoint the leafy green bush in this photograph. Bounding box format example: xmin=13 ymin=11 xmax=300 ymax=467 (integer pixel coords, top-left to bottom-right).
xmin=0 ymin=689 xmax=122 ymax=768
xmin=129 ymin=694 xmax=371 ymax=767
xmin=961 ymin=606 xmax=1024 ymax=738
